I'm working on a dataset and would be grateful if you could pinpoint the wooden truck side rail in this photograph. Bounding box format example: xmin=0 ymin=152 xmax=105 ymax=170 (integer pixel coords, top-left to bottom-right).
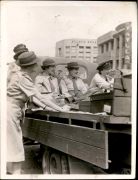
xmin=23 ymin=110 xmax=109 ymax=169
xmin=23 ymin=109 xmax=131 ymax=170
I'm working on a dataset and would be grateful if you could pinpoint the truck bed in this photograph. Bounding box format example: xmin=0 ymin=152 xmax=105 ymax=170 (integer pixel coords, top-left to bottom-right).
xmin=23 ymin=109 xmax=131 ymax=170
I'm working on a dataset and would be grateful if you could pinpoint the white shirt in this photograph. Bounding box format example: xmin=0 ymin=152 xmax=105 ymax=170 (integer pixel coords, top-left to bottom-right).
xmin=7 ymin=62 xmax=20 ymax=86
xmin=89 ymin=73 xmax=114 ymax=93
xmin=60 ymin=76 xmax=88 ymax=97
xmin=35 ymin=72 xmax=60 ymax=95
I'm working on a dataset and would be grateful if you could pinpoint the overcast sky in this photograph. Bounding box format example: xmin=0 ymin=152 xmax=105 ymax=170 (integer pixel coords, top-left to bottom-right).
xmin=1 ymin=1 xmax=137 ymax=62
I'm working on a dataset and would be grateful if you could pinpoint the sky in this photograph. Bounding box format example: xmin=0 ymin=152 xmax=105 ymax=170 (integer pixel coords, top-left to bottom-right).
xmin=1 ymin=1 xmax=137 ymax=63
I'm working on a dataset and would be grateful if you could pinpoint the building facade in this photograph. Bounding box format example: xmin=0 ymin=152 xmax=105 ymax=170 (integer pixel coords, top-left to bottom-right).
xmin=97 ymin=22 xmax=132 ymax=71
xmin=55 ymin=39 xmax=98 ymax=63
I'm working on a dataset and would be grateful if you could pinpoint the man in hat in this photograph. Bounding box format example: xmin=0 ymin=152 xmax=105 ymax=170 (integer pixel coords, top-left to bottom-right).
xmin=60 ymin=62 xmax=88 ymax=102
xmin=89 ymin=60 xmax=114 ymax=94
xmin=7 ymin=51 xmax=67 ymax=174
xmin=7 ymin=44 xmax=29 ymax=85
xmin=35 ymin=58 xmax=60 ymax=101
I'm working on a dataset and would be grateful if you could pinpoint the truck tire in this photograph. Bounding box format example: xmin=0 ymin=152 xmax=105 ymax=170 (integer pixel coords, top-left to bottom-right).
xmin=42 ymin=148 xmax=51 ymax=174
xmin=42 ymin=148 xmax=69 ymax=174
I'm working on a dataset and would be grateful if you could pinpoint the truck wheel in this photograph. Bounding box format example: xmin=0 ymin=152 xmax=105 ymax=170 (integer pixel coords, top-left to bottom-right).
xmin=61 ymin=154 xmax=70 ymax=174
xmin=42 ymin=148 xmax=69 ymax=174
xmin=49 ymin=153 xmax=62 ymax=174
xmin=42 ymin=148 xmax=51 ymax=174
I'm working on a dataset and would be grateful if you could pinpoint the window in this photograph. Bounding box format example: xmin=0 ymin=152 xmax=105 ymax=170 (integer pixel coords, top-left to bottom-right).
xmin=58 ymin=48 xmax=62 ymax=56
xmin=116 ymin=59 xmax=119 ymax=69
xmin=79 ymin=46 xmax=84 ymax=49
xmin=79 ymin=51 xmax=84 ymax=53
xmin=111 ymin=41 xmax=114 ymax=50
xmin=86 ymin=46 xmax=91 ymax=49
xmin=117 ymin=38 xmax=119 ymax=49
xmin=122 ymin=35 xmax=125 ymax=47
xmin=93 ymin=46 xmax=97 ymax=49
xmin=66 ymin=46 xmax=70 ymax=49
xmin=101 ymin=45 xmax=104 ymax=53
xmin=106 ymin=43 xmax=109 ymax=51
xmin=71 ymin=56 xmax=76 ymax=58
xmin=79 ymin=56 xmax=84 ymax=58
xmin=86 ymin=52 xmax=91 ymax=53
xmin=122 ymin=58 xmax=125 ymax=69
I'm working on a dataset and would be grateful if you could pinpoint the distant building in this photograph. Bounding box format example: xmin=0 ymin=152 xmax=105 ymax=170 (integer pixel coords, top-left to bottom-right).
xmin=97 ymin=22 xmax=132 ymax=71
xmin=55 ymin=39 xmax=98 ymax=63
xmin=97 ymin=31 xmax=115 ymax=63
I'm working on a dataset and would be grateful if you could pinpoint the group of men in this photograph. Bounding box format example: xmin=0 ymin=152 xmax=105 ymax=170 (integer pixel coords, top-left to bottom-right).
xmin=6 ymin=43 xmax=119 ymax=175
xmin=8 ymin=43 xmax=115 ymax=108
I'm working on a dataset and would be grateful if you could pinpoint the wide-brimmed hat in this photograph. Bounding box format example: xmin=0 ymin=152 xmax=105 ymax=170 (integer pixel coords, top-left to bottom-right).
xmin=18 ymin=51 xmax=39 ymax=67
xmin=13 ymin=44 xmax=28 ymax=60
xmin=96 ymin=60 xmax=112 ymax=71
xmin=41 ymin=58 xmax=56 ymax=70
xmin=66 ymin=62 xmax=79 ymax=70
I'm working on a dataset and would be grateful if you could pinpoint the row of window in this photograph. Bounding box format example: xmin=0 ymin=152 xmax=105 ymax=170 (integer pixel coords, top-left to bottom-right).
xmin=65 ymin=56 xmax=97 ymax=59
xmin=71 ymin=40 xmax=97 ymax=44
xmin=65 ymin=46 xmax=97 ymax=49
xmin=100 ymin=36 xmax=126 ymax=54
xmin=100 ymin=41 xmax=114 ymax=53
xmin=114 ymin=58 xmax=131 ymax=69
xmin=66 ymin=51 xmax=91 ymax=53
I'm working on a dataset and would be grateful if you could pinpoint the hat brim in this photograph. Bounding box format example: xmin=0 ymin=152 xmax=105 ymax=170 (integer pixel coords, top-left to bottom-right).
xmin=41 ymin=63 xmax=56 ymax=69
xmin=66 ymin=66 xmax=79 ymax=69
xmin=97 ymin=60 xmax=112 ymax=70
xmin=18 ymin=58 xmax=39 ymax=67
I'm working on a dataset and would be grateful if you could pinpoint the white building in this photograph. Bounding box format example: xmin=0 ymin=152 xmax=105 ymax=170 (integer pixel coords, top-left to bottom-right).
xmin=55 ymin=39 xmax=98 ymax=63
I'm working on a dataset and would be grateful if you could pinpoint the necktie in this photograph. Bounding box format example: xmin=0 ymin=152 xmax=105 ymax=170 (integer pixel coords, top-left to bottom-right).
xmin=49 ymin=76 xmax=55 ymax=92
xmin=72 ymin=78 xmax=79 ymax=96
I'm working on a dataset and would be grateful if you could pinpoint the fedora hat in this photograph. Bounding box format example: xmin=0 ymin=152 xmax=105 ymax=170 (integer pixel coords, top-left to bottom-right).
xmin=13 ymin=44 xmax=28 ymax=60
xmin=96 ymin=60 xmax=112 ymax=71
xmin=66 ymin=62 xmax=79 ymax=70
xmin=18 ymin=51 xmax=39 ymax=67
xmin=41 ymin=58 xmax=56 ymax=70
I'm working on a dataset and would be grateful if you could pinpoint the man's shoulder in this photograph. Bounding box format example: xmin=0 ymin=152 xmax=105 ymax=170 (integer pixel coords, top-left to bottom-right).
xmin=93 ymin=73 xmax=102 ymax=80
xmin=60 ymin=76 xmax=71 ymax=84
xmin=35 ymin=72 xmax=45 ymax=80
xmin=20 ymin=72 xmax=32 ymax=82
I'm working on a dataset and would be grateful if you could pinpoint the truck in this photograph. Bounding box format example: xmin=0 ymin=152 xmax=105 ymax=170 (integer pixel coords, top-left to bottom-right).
xmin=22 ymin=58 xmax=132 ymax=174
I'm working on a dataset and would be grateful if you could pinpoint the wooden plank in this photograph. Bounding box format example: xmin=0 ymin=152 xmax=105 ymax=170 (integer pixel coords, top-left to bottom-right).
xmin=25 ymin=110 xmax=131 ymax=126
xmin=25 ymin=109 xmax=110 ymax=123
xmin=23 ymin=118 xmax=107 ymax=149
xmin=102 ymin=115 xmax=131 ymax=124
xmin=23 ymin=119 xmax=108 ymax=169
xmin=112 ymin=97 xmax=131 ymax=116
